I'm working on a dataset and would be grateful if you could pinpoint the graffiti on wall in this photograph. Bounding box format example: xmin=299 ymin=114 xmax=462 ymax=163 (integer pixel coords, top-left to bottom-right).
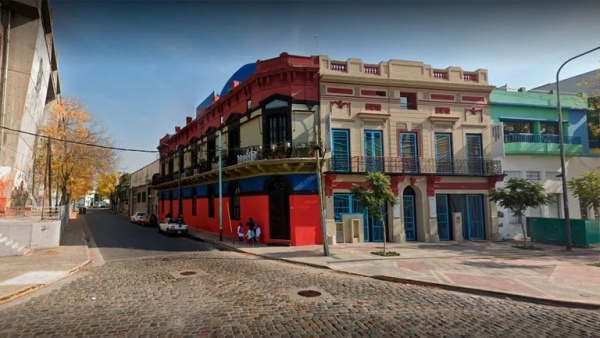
xmin=0 ymin=166 xmax=30 ymax=208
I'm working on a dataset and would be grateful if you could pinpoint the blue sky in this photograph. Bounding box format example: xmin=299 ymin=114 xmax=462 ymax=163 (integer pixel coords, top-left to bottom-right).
xmin=51 ymin=0 xmax=600 ymax=173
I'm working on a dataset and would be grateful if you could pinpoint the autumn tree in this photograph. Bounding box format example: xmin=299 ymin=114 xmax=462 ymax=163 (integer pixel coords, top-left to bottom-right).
xmin=488 ymin=178 xmax=553 ymax=248
xmin=350 ymin=172 xmax=397 ymax=256
xmin=35 ymin=98 xmax=118 ymax=206
xmin=96 ymin=172 xmax=120 ymax=200
xmin=568 ymin=171 xmax=600 ymax=220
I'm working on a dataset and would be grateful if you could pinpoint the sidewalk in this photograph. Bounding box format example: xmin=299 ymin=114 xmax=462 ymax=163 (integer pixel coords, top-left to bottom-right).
xmin=0 ymin=212 xmax=90 ymax=304
xmin=2 ymin=215 xmax=600 ymax=309
xmin=188 ymin=228 xmax=600 ymax=309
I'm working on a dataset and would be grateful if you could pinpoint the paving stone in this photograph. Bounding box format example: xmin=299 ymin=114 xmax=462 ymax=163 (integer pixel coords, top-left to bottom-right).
xmin=0 ymin=251 xmax=599 ymax=337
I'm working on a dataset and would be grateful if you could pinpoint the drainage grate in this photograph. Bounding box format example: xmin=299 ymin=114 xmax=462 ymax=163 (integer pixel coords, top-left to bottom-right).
xmin=297 ymin=290 xmax=321 ymax=298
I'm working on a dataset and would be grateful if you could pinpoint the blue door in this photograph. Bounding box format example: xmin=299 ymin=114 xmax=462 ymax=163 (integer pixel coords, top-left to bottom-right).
xmin=364 ymin=130 xmax=383 ymax=172
xmin=436 ymin=195 xmax=450 ymax=241
xmin=399 ymin=132 xmax=418 ymax=173
xmin=332 ymin=129 xmax=350 ymax=172
xmin=435 ymin=133 xmax=453 ymax=174
xmin=466 ymin=194 xmax=485 ymax=240
xmin=403 ymin=195 xmax=416 ymax=241
xmin=466 ymin=134 xmax=483 ymax=174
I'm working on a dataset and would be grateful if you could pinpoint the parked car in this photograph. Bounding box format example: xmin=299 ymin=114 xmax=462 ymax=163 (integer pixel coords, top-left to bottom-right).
xmin=158 ymin=217 xmax=188 ymax=236
xmin=130 ymin=212 xmax=145 ymax=223
xmin=138 ymin=214 xmax=158 ymax=227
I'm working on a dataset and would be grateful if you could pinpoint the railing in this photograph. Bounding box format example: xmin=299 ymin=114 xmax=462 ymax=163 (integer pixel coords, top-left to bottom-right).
xmin=463 ymin=73 xmax=479 ymax=82
xmin=152 ymin=141 xmax=317 ymax=185
xmin=330 ymin=62 xmax=347 ymax=72
xmin=328 ymin=155 xmax=502 ymax=176
xmin=363 ymin=65 xmax=379 ymax=74
xmin=504 ymin=133 xmax=582 ymax=145
xmin=433 ymin=71 xmax=448 ymax=79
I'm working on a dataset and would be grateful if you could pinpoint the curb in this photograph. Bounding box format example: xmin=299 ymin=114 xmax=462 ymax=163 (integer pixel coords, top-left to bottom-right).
xmin=192 ymin=233 xmax=600 ymax=310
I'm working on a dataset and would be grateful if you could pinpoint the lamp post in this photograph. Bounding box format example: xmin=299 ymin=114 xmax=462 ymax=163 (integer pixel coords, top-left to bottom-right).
xmin=218 ymin=129 xmax=223 ymax=242
xmin=178 ymin=145 xmax=183 ymax=218
xmin=556 ymin=45 xmax=600 ymax=252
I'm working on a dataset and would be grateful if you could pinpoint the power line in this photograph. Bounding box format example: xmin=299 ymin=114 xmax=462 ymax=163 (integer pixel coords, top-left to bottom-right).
xmin=0 ymin=125 xmax=158 ymax=153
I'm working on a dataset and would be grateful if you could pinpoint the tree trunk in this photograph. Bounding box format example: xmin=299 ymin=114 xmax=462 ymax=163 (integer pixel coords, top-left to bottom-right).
xmin=520 ymin=222 xmax=527 ymax=248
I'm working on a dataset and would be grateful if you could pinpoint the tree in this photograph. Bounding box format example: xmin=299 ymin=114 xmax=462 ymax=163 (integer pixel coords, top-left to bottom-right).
xmin=568 ymin=171 xmax=600 ymax=220
xmin=35 ymin=98 xmax=118 ymax=206
xmin=96 ymin=172 xmax=120 ymax=200
xmin=350 ymin=172 xmax=397 ymax=255
xmin=488 ymin=177 xmax=553 ymax=248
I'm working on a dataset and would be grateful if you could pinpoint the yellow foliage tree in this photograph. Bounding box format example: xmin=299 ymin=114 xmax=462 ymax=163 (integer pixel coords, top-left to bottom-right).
xmin=96 ymin=172 xmax=119 ymax=200
xmin=35 ymin=98 xmax=118 ymax=205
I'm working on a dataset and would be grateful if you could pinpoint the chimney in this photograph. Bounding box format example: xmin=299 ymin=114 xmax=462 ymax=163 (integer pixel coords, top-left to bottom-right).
xmin=212 ymin=95 xmax=220 ymax=103
xmin=175 ymin=126 xmax=180 ymax=133
xmin=186 ymin=116 xmax=192 ymax=124
xmin=231 ymin=80 xmax=240 ymax=89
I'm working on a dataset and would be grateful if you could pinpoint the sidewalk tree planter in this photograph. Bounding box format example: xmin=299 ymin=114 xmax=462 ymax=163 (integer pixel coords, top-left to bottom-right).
xmin=488 ymin=177 xmax=553 ymax=249
xmin=350 ymin=172 xmax=398 ymax=256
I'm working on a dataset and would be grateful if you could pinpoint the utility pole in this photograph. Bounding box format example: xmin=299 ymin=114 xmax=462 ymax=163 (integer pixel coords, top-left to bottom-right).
xmin=218 ymin=129 xmax=223 ymax=241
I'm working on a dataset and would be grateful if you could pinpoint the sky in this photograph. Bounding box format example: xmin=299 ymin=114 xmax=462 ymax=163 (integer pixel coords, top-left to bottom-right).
xmin=50 ymin=0 xmax=600 ymax=173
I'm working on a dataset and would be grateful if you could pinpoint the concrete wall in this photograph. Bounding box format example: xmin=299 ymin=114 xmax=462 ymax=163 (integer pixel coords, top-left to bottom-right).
xmin=0 ymin=219 xmax=61 ymax=249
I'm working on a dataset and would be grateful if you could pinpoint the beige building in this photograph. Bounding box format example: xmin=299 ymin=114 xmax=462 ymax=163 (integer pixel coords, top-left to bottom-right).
xmin=0 ymin=0 xmax=61 ymax=210
xmin=318 ymin=56 xmax=503 ymax=243
xmin=130 ymin=159 xmax=160 ymax=217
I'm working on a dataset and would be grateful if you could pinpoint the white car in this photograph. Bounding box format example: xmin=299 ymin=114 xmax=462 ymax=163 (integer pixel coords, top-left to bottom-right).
xmin=158 ymin=217 xmax=189 ymax=236
xmin=130 ymin=212 xmax=145 ymax=223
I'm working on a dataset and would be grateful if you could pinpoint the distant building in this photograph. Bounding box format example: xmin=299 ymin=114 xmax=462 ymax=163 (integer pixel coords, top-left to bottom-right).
xmin=130 ymin=159 xmax=159 ymax=216
xmin=0 ymin=0 xmax=61 ymax=211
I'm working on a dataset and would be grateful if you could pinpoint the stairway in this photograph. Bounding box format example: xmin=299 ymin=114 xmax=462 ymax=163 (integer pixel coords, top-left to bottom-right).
xmin=0 ymin=233 xmax=31 ymax=256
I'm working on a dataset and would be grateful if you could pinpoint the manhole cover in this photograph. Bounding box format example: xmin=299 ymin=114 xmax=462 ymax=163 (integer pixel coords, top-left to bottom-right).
xmin=297 ymin=290 xmax=321 ymax=298
xmin=180 ymin=271 xmax=197 ymax=276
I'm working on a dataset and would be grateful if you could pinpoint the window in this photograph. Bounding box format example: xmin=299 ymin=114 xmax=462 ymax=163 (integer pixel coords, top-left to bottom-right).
xmin=504 ymin=171 xmax=521 ymax=179
xmin=333 ymin=193 xmax=364 ymax=222
xmin=142 ymin=192 xmax=146 ymax=203
xmin=332 ymin=129 xmax=350 ymax=172
xmin=466 ymin=134 xmax=483 ymax=174
xmin=364 ymin=130 xmax=383 ymax=172
xmin=399 ymin=132 xmax=419 ymax=173
xmin=268 ymin=115 xmax=288 ymax=145
xmin=435 ymin=133 xmax=453 ymax=174
xmin=137 ymin=192 xmax=141 ymax=203
xmin=400 ymin=93 xmax=417 ymax=110
xmin=526 ymin=171 xmax=540 ymax=181
xmin=208 ymin=186 xmax=215 ymax=218
xmin=546 ymin=171 xmax=561 ymax=181
xmin=229 ymin=183 xmax=241 ymax=221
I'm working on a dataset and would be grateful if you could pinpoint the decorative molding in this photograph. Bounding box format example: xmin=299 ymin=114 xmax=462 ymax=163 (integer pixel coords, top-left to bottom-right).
xmin=330 ymin=100 xmax=351 ymax=116
xmin=464 ymin=107 xmax=483 ymax=123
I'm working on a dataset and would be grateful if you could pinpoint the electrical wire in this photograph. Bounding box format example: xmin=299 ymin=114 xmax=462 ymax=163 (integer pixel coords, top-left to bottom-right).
xmin=0 ymin=125 xmax=159 ymax=153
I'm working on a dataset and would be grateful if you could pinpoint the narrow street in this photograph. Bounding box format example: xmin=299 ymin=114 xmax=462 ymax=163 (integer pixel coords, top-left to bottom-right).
xmin=0 ymin=211 xmax=599 ymax=337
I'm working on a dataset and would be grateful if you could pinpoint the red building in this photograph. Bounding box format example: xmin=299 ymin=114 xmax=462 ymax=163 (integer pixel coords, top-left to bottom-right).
xmin=153 ymin=53 xmax=323 ymax=246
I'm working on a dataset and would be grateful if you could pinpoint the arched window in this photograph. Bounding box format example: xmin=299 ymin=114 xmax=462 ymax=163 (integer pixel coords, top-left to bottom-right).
xmin=207 ymin=186 xmax=215 ymax=218
xmin=228 ymin=182 xmax=241 ymax=221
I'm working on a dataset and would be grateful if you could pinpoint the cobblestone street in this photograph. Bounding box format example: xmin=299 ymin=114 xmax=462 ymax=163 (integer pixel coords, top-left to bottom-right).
xmin=1 ymin=250 xmax=599 ymax=337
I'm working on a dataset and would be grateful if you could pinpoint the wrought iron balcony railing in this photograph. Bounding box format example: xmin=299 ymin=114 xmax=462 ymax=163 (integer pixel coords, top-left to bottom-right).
xmin=327 ymin=155 xmax=502 ymax=176
xmin=504 ymin=133 xmax=582 ymax=145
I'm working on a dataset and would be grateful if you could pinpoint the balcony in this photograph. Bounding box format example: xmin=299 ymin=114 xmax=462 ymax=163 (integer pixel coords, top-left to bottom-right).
xmin=151 ymin=142 xmax=318 ymax=188
xmin=327 ymin=156 xmax=502 ymax=176
xmin=503 ymin=133 xmax=583 ymax=156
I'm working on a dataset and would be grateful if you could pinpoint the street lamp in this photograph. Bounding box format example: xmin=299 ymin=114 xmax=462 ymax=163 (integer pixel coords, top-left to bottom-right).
xmin=177 ymin=145 xmax=183 ymax=218
xmin=556 ymin=45 xmax=600 ymax=252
